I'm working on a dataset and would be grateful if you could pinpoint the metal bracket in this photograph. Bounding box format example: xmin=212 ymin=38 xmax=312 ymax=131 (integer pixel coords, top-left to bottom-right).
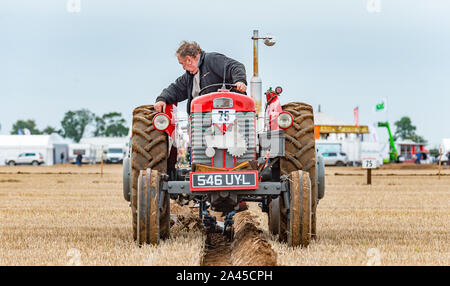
xmin=259 ymin=130 xmax=285 ymax=158
xmin=165 ymin=181 xmax=283 ymax=196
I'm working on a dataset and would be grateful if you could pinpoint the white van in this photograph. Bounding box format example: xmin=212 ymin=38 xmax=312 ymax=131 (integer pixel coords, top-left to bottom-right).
xmin=105 ymin=144 xmax=125 ymax=164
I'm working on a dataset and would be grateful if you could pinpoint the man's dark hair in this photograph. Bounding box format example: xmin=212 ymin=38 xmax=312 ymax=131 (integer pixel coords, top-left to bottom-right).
xmin=176 ymin=41 xmax=202 ymax=58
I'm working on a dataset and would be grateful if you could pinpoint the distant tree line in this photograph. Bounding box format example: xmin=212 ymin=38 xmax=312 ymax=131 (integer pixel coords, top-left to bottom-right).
xmin=6 ymin=113 xmax=426 ymax=145
xmin=9 ymin=109 xmax=129 ymax=143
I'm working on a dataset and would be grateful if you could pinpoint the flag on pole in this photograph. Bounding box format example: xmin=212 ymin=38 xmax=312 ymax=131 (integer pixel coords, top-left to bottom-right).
xmin=369 ymin=123 xmax=378 ymax=142
xmin=353 ymin=106 xmax=359 ymax=126
xmin=375 ymin=98 xmax=387 ymax=112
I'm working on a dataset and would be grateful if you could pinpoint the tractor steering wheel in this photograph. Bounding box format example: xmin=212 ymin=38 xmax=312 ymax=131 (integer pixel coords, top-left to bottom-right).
xmin=199 ymin=83 xmax=237 ymax=96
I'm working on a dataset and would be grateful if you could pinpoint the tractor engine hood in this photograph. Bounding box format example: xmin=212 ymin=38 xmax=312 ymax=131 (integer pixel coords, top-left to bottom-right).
xmin=190 ymin=91 xmax=257 ymax=168
xmin=191 ymin=91 xmax=255 ymax=113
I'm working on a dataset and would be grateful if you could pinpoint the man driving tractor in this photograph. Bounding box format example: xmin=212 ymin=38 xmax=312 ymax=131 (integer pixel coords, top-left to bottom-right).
xmin=125 ymin=39 xmax=323 ymax=247
xmin=154 ymin=41 xmax=249 ymax=212
xmin=154 ymin=41 xmax=248 ymax=113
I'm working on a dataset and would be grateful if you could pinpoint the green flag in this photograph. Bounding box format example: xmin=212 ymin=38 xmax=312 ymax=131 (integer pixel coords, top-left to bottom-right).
xmin=375 ymin=98 xmax=387 ymax=112
xmin=376 ymin=102 xmax=384 ymax=111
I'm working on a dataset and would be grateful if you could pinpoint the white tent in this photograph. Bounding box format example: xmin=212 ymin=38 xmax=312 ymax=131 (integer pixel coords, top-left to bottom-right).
xmin=0 ymin=134 xmax=70 ymax=166
xmin=80 ymin=137 xmax=128 ymax=163
xmin=441 ymin=139 xmax=450 ymax=153
xmin=314 ymin=112 xmax=347 ymax=126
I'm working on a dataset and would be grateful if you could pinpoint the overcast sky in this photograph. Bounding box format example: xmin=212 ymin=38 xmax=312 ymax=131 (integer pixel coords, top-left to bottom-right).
xmin=1 ymin=0 xmax=449 ymax=147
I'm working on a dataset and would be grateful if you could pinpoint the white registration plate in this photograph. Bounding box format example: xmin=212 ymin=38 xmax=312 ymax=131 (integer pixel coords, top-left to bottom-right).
xmin=190 ymin=171 xmax=258 ymax=191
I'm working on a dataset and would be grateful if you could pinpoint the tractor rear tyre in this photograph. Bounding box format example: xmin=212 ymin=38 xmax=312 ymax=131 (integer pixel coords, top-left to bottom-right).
xmin=280 ymin=102 xmax=318 ymax=239
xmin=131 ymin=105 xmax=169 ymax=241
xmin=137 ymin=168 xmax=169 ymax=245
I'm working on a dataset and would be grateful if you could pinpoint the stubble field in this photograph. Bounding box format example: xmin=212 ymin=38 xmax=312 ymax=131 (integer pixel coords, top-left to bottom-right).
xmin=0 ymin=164 xmax=448 ymax=265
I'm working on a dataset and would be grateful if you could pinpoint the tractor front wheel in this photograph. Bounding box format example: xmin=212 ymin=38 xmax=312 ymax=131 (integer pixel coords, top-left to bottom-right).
xmin=137 ymin=168 xmax=170 ymax=245
xmin=286 ymin=170 xmax=312 ymax=247
xmin=270 ymin=171 xmax=312 ymax=247
xmin=131 ymin=105 xmax=169 ymax=241
xmin=268 ymin=197 xmax=281 ymax=236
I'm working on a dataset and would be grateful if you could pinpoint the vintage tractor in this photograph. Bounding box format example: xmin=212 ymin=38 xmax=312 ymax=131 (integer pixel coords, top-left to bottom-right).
xmin=122 ymin=83 xmax=325 ymax=247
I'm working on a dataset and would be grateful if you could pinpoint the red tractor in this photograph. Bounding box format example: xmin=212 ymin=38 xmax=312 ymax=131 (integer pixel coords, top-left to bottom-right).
xmin=122 ymin=83 xmax=325 ymax=247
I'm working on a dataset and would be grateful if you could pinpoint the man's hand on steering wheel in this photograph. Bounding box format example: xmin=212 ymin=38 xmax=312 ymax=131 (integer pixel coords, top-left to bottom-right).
xmin=234 ymin=81 xmax=247 ymax=93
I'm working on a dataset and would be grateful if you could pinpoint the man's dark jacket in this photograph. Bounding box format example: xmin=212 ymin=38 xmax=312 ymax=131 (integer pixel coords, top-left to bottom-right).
xmin=156 ymin=51 xmax=247 ymax=114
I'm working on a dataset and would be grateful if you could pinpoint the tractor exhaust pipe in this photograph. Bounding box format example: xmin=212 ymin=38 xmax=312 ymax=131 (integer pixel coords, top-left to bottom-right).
xmin=251 ymin=30 xmax=264 ymax=133
xmin=251 ymin=30 xmax=276 ymax=133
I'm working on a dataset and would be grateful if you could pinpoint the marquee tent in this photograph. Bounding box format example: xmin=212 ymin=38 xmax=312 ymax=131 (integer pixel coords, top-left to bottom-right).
xmin=0 ymin=134 xmax=70 ymax=166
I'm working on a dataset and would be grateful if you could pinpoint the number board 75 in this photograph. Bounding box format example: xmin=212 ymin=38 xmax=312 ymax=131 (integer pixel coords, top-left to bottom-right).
xmin=212 ymin=109 xmax=236 ymax=124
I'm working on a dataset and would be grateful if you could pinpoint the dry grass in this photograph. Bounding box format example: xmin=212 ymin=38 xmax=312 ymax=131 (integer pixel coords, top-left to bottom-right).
xmin=0 ymin=165 xmax=204 ymax=266
xmin=261 ymin=167 xmax=450 ymax=266
xmin=0 ymin=164 xmax=448 ymax=265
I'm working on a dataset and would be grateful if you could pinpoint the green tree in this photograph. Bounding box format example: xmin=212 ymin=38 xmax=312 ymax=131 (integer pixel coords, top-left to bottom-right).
xmin=42 ymin=126 xmax=62 ymax=135
xmin=94 ymin=112 xmax=128 ymax=137
xmin=93 ymin=116 xmax=106 ymax=137
xmin=60 ymin=109 xmax=95 ymax=142
xmin=394 ymin=116 xmax=427 ymax=144
xmin=394 ymin=117 xmax=416 ymax=141
xmin=104 ymin=112 xmax=128 ymax=137
xmin=10 ymin=119 xmax=42 ymax=135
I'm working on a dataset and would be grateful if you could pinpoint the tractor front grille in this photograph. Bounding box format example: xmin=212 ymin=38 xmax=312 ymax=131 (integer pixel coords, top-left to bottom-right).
xmin=191 ymin=112 xmax=256 ymax=167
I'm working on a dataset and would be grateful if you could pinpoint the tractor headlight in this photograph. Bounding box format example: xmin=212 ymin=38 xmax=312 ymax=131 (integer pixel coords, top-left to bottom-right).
xmin=152 ymin=113 xmax=170 ymax=131
xmin=277 ymin=112 xmax=293 ymax=129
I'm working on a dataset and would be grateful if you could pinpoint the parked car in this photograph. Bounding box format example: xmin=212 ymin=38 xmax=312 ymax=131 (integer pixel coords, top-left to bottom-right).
xmin=321 ymin=152 xmax=348 ymax=166
xmin=5 ymin=152 xmax=44 ymax=166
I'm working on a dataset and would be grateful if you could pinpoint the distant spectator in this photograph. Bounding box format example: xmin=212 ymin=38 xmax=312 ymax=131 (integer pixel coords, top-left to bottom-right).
xmin=414 ymin=152 xmax=421 ymax=164
xmin=76 ymin=153 xmax=83 ymax=167
xmin=60 ymin=152 xmax=65 ymax=164
xmin=447 ymin=152 xmax=450 ymax=166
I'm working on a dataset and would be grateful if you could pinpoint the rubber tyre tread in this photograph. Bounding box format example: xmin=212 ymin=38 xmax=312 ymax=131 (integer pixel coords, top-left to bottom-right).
xmin=131 ymin=105 xmax=168 ymax=241
xmin=148 ymin=170 xmax=160 ymax=244
xmin=137 ymin=169 xmax=162 ymax=245
xmin=287 ymin=171 xmax=312 ymax=247
xmin=280 ymin=102 xmax=318 ymax=239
